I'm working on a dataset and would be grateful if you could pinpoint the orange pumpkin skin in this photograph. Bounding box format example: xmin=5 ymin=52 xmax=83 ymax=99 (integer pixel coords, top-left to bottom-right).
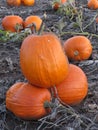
xmin=21 ymin=0 xmax=35 ymax=6
xmin=56 ymin=64 xmax=88 ymax=105
xmin=53 ymin=0 xmax=67 ymax=10
xmin=24 ymin=16 xmax=42 ymax=31
xmin=64 ymin=36 xmax=92 ymax=61
xmin=6 ymin=82 xmax=51 ymax=120
xmin=6 ymin=0 xmax=21 ymax=6
xmin=88 ymin=0 xmax=98 ymax=9
xmin=20 ymin=33 xmax=69 ymax=88
xmin=2 ymin=15 xmax=23 ymax=32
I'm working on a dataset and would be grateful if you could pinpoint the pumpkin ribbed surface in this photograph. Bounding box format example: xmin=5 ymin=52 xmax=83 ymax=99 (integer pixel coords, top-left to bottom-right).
xmin=2 ymin=15 xmax=23 ymax=32
xmin=56 ymin=64 xmax=88 ymax=105
xmin=6 ymin=82 xmax=51 ymax=120
xmin=64 ymin=36 xmax=92 ymax=61
xmin=20 ymin=33 xmax=69 ymax=88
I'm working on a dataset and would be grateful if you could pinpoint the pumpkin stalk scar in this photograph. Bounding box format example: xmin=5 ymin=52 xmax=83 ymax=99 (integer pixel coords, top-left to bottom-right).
xmin=74 ymin=50 xmax=79 ymax=56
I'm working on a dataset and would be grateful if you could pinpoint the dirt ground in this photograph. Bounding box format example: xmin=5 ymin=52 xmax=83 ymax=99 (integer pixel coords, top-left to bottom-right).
xmin=1 ymin=0 xmax=98 ymax=130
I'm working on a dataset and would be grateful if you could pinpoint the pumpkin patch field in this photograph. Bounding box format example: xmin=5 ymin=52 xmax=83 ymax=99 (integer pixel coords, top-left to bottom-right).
xmin=1 ymin=0 xmax=98 ymax=129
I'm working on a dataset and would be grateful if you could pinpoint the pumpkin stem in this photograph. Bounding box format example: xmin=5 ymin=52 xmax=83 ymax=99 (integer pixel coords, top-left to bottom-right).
xmin=15 ymin=23 xmax=23 ymax=32
xmin=26 ymin=23 xmax=37 ymax=34
xmin=44 ymin=101 xmax=55 ymax=108
xmin=74 ymin=50 xmax=79 ymax=56
xmin=38 ymin=21 xmax=45 ymax=35
xmin=53 ymin=86 xmax=70 ymax=107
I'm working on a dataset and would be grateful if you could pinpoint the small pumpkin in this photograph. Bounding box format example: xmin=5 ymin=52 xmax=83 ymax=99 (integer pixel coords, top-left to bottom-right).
xmin=56 ymin=64 xmax=88 ymax=105
xmin=87 ymin=0 xmax=98 ymax=9
xmin=53 ymin=0 xmax=67 ymax=10
xmin=6 ymin=0 xmax=21 ymax=6
xmin=6 ymin=82 xmax=51 ymax=120
xmin=20 ymin=33 xmax=69 ymax=88
xmin=2 ymin=15 xmax=23 ymax=32
xmin=24 ymin=16 xmax=42 ymax=31
xmin=64 ymin=36 xmax=92 ymax=61
xmin=21 ymin=0 xmax=35 ymax=6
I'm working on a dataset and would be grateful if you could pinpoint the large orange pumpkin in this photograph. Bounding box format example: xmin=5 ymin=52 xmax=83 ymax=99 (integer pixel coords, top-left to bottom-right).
xmin=2 ymin=15 xmax=23 ymax=32
xmin=56 ymin=64 xmax=88 ymax=105
xmin=64 ymin=36 xmax=92 ymax=61
xmin=6 ymin=82 xmax=51 ymax=120
xmin=6 ymin=0 xmax=21 ymax=6
xmin=20 ymin=33 xmax=69 ymax=88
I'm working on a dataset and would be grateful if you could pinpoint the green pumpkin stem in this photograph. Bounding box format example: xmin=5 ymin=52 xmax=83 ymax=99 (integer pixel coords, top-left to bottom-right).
xmin=44 ymin=101 xmax=55 ymax=108
xmin=38 ymin=21 xmax=45 ymax=35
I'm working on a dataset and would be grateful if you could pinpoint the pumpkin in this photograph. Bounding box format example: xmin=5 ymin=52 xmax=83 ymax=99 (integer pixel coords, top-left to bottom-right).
xmin=87 ymin=0 xmax=98 ymax=9
xmin=6 ymin=0 xmax=21 ymax=6
xmin=21 ymin=0 xmax=35 ymax=6
xmin=53 ymin=0 xmax=67 ymax=10
xmin=20 ymin=33 xmax=69 ymax=88
xmin=2 ymin=15 xmax=23 ymax=32
xmin=6 ymin=82 xmax=51 ymax=120
xmin=56 ymin=64 xmax=88 ymax=105
xmin=64 ymin=36 xmax=92 ymax=61
xmin=24 ymin=16 xmax=42 ymax=31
